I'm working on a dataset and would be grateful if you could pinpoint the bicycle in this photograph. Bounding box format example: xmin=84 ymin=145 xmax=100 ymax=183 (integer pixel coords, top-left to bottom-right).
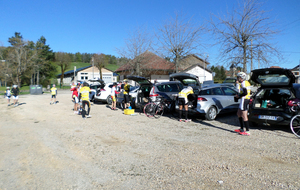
xmin=143 ymin=95 xmax=176 ymax=118
xmin=289 ymin=100 xmax=300 ymax=138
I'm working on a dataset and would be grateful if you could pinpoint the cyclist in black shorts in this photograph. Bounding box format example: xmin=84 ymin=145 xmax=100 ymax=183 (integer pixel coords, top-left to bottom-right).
xmin=178 ymin=86 xmax=194 ymax=122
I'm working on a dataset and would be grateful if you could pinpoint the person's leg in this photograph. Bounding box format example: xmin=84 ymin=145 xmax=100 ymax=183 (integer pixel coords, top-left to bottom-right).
xmin=82 ymin=101 xmax=87 ymax=118
xmin=241 ymin=110 xmax=250 ymax=131
xmin=235 ymin=109 xmax=244 ymax=132
xmin=179 ymin=105 xmax=183 ymax=120
xmin=184 ymin=104 xmax=189 ymax=121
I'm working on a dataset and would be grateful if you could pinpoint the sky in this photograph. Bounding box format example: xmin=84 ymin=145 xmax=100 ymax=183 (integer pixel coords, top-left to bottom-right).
xmin=0 ymin=0 xmax=299 ymax=71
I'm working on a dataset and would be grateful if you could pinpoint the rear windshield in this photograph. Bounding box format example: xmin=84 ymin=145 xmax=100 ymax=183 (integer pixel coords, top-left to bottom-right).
xmin=156 ymin=83 xmax=183 ymax=92
xmin=181 ymin=79 xmax=199 ymax=87
xmin=258 ymin=75 xmax=289 ymax=85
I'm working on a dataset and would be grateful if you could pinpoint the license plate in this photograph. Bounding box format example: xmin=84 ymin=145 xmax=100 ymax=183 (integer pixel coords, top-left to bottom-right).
xmin=258 ymin=115 xmax=277 ymax=120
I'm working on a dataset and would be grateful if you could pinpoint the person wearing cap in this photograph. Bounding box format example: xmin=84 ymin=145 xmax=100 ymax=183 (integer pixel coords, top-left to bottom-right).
xmin=5 ymin=87 xmax=11 ymax=106
xmin=11 ymin=85 xmax=19 ymax=107
xmin=234 ymin=72 xmax=251 ymax=136
xmin=178 ymin=86 xmax=194 ymax=122
xmin=123 ymin=79 xmax=130 ymax=109
xmin=50 ymin=84 xmax=57 ymax=105
xmin=79 ymin=82 xmax=92 ymax=118
xmin=111 ymin=82 xmax=119 ymax=110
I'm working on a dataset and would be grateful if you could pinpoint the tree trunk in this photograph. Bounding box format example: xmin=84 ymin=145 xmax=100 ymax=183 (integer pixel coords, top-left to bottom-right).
xmin=99 ymin=67 xmax=103 ymax=80
xmin=37 ymin=68 xmax=40 ymax=85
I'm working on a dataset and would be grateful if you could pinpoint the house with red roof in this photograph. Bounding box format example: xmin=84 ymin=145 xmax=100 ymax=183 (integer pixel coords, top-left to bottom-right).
xmin=115 ymin=51 xmax=176 ymax=83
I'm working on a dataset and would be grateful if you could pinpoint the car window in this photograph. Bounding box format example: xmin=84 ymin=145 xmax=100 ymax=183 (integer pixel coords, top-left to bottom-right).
xmin=212 ymin=88 xmax=223 ymax=95
xmin=199 ymin=89 xmax=212 ymax=95
xmin=222 ymin=87 xmax=237 ymax=95
xmin=141 ymin=86 xmax=151 ymax=92
xmin=157 ymin=84 xmax=182 ymax=92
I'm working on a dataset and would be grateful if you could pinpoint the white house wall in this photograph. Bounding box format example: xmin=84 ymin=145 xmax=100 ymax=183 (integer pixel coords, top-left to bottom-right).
xmin=186 ymin=66 xmax=212 ymax=83
xmin=150 ymin=75 xmax=169 ymax=83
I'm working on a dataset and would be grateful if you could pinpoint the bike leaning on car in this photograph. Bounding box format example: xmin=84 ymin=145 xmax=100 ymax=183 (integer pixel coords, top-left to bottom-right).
xmin=143 ymin=95 xmax=176 ymax=118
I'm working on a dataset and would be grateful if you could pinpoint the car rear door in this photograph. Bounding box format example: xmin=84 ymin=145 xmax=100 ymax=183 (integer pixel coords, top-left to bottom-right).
xmin=221 ymin=86 xmax=239 ymax=109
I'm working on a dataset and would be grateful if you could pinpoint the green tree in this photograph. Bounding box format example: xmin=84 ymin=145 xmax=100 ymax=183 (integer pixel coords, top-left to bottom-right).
xmin=7 ymin=32 xmax=37 ymax=87
xmin=55 ymin=52 xmax=71 ymax=86
xmin=75 ymin=52 xmax=82 ymax=62
xmin=93 ymin=53 xmax=109 ymax=80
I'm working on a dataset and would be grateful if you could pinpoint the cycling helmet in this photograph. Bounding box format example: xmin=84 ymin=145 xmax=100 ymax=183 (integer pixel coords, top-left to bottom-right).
xmin=123 ymin=79 xmax=128 ymax=83
xmin=83 ymin=82 xmax=89 ymax=87
xmin=237 ymin=72 xmax=247 ymax=80
xmin=187 ymin=86 xmax=193 ymax=91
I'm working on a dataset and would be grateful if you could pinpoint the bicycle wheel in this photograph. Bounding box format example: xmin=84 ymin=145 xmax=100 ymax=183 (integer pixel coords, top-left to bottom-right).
xmin=154 ymin=103 xmax=164 ymax=118
xmin=290 ymin=115 xmax=300 ymax=138
xmin=144 ymin=103 xmax=157 ymax=117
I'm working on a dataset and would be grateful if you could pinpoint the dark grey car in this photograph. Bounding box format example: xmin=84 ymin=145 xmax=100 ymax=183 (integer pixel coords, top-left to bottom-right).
xmin=248 ymin=68 xmax=298 ymax=126
xmin=120 ymin=76 xmax=184 ymax=110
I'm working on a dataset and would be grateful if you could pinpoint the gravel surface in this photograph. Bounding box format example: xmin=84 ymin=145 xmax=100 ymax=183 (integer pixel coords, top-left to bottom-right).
xmin=1 ymin=90 xmax=300 ymax=189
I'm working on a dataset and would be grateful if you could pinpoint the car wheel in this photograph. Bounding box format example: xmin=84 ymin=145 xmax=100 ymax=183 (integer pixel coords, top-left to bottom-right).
xmin=205 ymin=106 xmax=217 ymax=121
xmin=107 ymin=96 xmax=112 ymax=105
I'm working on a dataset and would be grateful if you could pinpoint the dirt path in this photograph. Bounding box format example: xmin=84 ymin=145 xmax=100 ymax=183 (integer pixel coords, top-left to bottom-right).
xmin=0 ymin=91 xmax=299 ymax=189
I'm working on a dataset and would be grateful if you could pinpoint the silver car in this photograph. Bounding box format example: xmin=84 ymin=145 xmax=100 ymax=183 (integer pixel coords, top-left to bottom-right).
xmin=177 ymin=84 xmax=240 ymax=120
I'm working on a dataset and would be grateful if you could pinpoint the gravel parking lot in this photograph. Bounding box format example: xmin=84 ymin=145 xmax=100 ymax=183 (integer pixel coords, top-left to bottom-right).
xmin=1 ymin=90 xmax=299 ymax=189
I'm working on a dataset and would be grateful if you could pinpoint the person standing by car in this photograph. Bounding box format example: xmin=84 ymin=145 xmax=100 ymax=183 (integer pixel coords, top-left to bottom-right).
xmin=11 ymin=85 xmax=19 ymax=107
xmin=111 ymin=82 xmax=118 ymax=110
xmin=123 ymin=79 xmax=131 ymax=109
xmin=50 ymin=84 xmax=57 ymax=105
xmin=5 ymin=87 xmax=11 ymax=106
xmin=79 ymin=82 xmax=92 ymax=118
xmin=178 ymin=86 xmax=194 ymax=122
xmin=234 ymin=72 xmax=251 ymax=136
xmin=71 ymin=86 xmax=79 ymax=114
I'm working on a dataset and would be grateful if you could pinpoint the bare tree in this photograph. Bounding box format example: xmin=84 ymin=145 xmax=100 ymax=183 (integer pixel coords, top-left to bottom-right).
xmin=210 ymin=0 xmax=281 ymax=73
xmin=156 ymin=12 xmax=206 ymax=73
xmin=116 ymin=26 xmax=152 ymax=76
xmin=92 ymin=53 xmax=109 ymax=80
xmin=55 ymin=52 xmax=71 ymax=86
xmin=7 ymin=33 xmax=37 ymax=87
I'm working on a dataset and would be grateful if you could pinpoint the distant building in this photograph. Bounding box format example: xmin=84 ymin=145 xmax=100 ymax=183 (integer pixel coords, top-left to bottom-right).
xmin=57 ymin=65 xmax=117 ymax=85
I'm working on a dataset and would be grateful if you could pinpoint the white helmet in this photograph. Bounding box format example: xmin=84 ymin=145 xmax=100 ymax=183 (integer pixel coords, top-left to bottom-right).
xmin=187 ymin=86 xmax=193 ymax=90
xmin=237 ymin=72 xmax=247 ymax=80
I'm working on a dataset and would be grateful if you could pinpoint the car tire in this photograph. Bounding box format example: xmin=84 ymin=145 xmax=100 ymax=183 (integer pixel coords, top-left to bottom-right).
xmin=205 ymin=106 xmax=217 ymax=121
xmin=107 ymin=96 xmax=112 ymax=105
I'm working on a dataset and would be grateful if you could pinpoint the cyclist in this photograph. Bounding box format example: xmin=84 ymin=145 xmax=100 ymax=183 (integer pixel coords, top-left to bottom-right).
xmin=5 ymin=87 xmax=11 ymax=106
xmin=12 ymin=85 xmax=19 ymax=107
xmin=79 ymin=82 xmax=92 ymax=118
xmin=50 ymin=84 xmax=57 ymax=105
xmin=123 ymin=79 xmax=130 ymax=109
xmin=234 ymin=72 xmax=251 ymax=136
xmin=178 ymin=86 xmax=194 ymax=122
xmin=111 ymin=82 xmax=118 ymax=110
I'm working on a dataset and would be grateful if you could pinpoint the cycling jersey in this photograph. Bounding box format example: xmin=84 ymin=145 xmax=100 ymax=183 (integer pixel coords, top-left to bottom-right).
xmin=178 ymin=88 xmax=194 ymax=104
xmin=50 ymin=87 xmax=57 ymax=95
xmin=123 ymin=84 xmax=130 ymax=95
xmin=79 ymin=86 xmax=91 ymax=101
